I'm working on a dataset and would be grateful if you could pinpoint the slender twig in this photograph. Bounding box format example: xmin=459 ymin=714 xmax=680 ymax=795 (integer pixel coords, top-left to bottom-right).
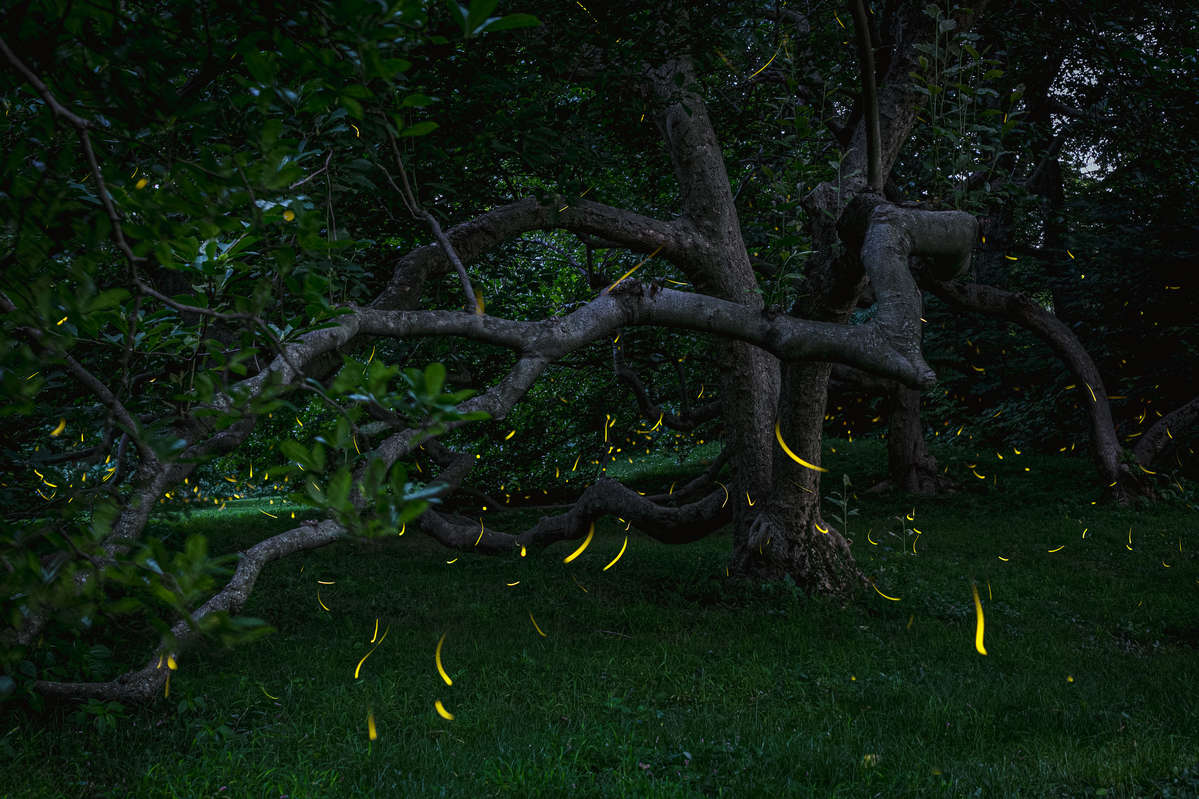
xmin=385 ymin=130 xmax=482 ymax=313
xmin=289 ymin=149 xmax=333 ymax=189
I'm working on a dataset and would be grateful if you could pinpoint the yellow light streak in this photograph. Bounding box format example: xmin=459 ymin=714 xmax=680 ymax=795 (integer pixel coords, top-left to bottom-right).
xmin=603 ymin=536 xmax=628 ymax=571
xmin=505 ymin=429 xmax=516 ymax=440
xmin=1047 ymin=545 xmax=1065 ymax=553
xmin=261 ymin=685 xmax=279 ymax=700
xmin=867 ymin=530 xmax=878 ymax=545
xmin=475 ymin=520 xmax=485 ymax=547
xmin=317 ymin=591 xmax=331 ymax=611
xmin=972 ymin=583 xmax=987 ymax=655
xmin=50 ymin=418 xmax=66 ymax=437
xmin=354 ymin=627 xmax=390 ymax=680
xmin=1085 ymin=383 xmax=1096 ymax=403
xmin=367 ymin=711 xmax=377 ymax=740
xmin=435 ymin=633 xmax=452 ymax=686
xmin=260 ymin=510 xmax=277 ymax=518
xmin=746 ymin=492 xmax=755 ymax=506
xmin=774 ymin=421 xmax=828 ymax=472
xmin=606 ymin=245 xmax=663 ymax=292
xmin=716 ymin=481 xmax=729 ymax=507
xmin=747 ymin=44 xmax=781 ymax=80
xmin=815 ymin=521 xmax=828 ymax=534
xmin=563 ymin=522 xmax=595 ymax=563
xmin=529 ymin=611 xmax=547 ymax=637
xmin=434 ymin=700 xmax=455 ymax=721
xmin=997 ymin=555 xmax=1009 ymax=562
xmin=871 ymin=582 xmax=901 ymax=601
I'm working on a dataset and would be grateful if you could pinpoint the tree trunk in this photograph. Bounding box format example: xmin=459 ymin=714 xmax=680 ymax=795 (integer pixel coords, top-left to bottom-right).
xmin=883 ymin=385 xmax=954 ymax=494
xmin=732 ymin=360 xmax=862 ymax=597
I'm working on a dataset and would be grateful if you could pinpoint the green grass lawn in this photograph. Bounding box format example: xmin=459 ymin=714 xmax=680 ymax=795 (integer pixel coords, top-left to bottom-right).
xmin=3 ymin=440 xmax=1197 ymax=798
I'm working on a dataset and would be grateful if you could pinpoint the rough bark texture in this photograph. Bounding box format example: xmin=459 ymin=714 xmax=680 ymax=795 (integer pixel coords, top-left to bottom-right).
xmin=883 ymin=385 xmax=954 ymax=494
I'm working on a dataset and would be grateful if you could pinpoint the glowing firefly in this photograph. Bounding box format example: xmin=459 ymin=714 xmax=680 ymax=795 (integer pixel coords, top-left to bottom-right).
xmin=435 ymin=633 xmax=452 ymax=686
xmin=871 ymin=582 xmax=901 ymax=601
xmin=971 ymin=583 xmax=987 ymax=655
xmin=563 ymin=522 xmax=595 ymax=563
xmin=774 ymin=421 xmax=828 ymax=472
xmin=603 ymin=536 xmax=628 ymax=571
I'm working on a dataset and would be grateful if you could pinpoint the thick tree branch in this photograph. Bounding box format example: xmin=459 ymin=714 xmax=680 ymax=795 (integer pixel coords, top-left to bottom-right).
xmin=358 ymin=283 xmax=937 ymax=389
xmin=920 ymin=275 xmax=1140 ymax=499
xmin=850 ymin=0 xmax=882 ymax=192
xmin=858 ymin=202 xmax=979 ymax=384
xmin=373 ymin=197 xmax=698 ymax=311
xmin=31 ymin=519 xmax=346 ymax=701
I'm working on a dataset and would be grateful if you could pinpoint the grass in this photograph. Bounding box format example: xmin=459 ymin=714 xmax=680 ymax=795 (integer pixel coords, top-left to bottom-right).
xmin=3 ymin=439 xmax=1197 ymax=798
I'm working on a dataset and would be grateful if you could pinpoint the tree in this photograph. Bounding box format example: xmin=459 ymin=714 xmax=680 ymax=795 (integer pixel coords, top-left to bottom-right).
xmin=2 ymin=0 xmax=1188 ymax=705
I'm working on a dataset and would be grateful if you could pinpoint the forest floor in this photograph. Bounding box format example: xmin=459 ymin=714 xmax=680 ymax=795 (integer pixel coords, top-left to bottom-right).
xmin=3 ymin=440 xmax=1197 ymax=798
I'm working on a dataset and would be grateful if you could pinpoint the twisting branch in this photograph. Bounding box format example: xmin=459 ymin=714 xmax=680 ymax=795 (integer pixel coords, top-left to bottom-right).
xmin=31 ymin=520 xmax=347 ymax=702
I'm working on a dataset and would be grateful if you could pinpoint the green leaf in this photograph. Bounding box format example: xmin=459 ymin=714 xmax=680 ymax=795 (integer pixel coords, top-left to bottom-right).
xmin=87 ymin=288 xmax=131 ymax=312
xmin=400 ymin=93 xmax=434 ymax=108
xmin=327 ymin=468 xmax=351 ymax=509
xmin=467 ymin=0 xmax=500 ymax=33
xmin=424 ymin=362 xmax=446 ymax=396
xmin=398 ymin=121 xmax=439 ymax=138
xmin=341 ymin=96 xmax=365 ymax=120
xmin=279 ymin=439 xmax=312 ymax=469
xmin=445 ymin=0 xmax=468 ymax=33
xmin=478 ymin=13 xmax=541 ymax=33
